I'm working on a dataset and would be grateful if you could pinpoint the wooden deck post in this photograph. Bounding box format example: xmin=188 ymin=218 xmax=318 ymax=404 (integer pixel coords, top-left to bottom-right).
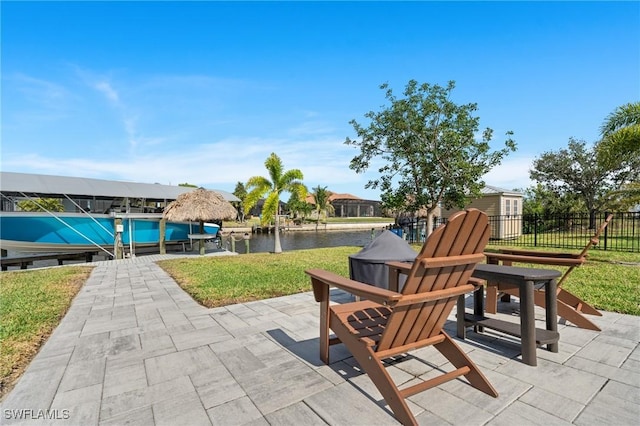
xmin=159 ymin=218 xmax=166 ymax=254
xmin=199 ymin=221 xmax=205 ymax=256
xmin=114 ymin=218 xmax=124 ymax=260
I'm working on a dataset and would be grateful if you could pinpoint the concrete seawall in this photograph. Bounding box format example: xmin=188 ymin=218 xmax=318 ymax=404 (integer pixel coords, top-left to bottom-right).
xmin=222 ymin=221 xmax=394 ymax=234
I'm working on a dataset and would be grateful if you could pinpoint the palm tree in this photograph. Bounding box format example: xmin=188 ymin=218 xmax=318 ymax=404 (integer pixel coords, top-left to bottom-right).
xmin=244 ymin=153 xmax=306 ymax=253
xmin=312 ymin=186 xmax=334 ymax=230
xmin=598 ymin=102 xmax=640 ymax=162
xmin=598 ymin=102 xmax=640 ymax=209
xmin=286 ymin=191 xmax=312 ymax=224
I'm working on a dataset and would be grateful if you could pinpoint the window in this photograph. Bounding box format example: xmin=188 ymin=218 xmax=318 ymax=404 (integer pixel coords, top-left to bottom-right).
xmin=514 ymin=199 xmax=518 ymax=215
xmin=505 ymin=199 xmax=511 ymax=216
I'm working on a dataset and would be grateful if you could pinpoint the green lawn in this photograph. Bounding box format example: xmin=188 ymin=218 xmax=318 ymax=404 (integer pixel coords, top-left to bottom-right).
xmin=159 ymin=245 xmax=639 ymax=315
xmin=157 ymin=246 xmax=359 ymax=307
xmin=0 ymin=267 xmax=93 ymax=398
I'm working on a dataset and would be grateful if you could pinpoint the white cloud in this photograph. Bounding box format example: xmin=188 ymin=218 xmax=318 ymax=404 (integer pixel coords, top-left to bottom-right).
xmin=482 ymin=155 xmax=535 ymax=191
xmin=95 ymin=81 xmax=120 ymax=103
xmin=4 ymin=141 xmax=534 ymax=201
xmin=2 ymin=133 xmax=361 ymax=192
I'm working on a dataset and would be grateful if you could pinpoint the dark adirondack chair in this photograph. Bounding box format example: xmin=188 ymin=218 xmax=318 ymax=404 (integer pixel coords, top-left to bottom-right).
xmin=484 ymin=214 xmax=613 ymax=331
xmin=306 ymin=209 xmax=497 ymax=426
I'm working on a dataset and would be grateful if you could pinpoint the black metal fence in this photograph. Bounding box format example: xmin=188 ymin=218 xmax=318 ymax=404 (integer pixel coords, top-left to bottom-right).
xmin=486 ymin=212 xmax=640 ymax=253
xmin=401 ymin=212 xmax=640 ymax=253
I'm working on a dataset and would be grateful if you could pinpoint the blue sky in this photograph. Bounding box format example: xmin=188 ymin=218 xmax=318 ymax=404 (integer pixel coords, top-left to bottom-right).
xmin=2 ymin=1 xmax=639 ymax=201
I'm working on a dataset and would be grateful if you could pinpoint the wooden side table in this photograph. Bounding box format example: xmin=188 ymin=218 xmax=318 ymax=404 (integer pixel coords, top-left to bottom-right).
xmin=457 ymin=264 xmax=561 ymax=366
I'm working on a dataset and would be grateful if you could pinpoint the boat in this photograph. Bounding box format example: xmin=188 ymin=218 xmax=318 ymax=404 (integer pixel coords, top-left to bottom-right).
xmin=0 ymin=171 xmax=237 ymax=256
xmin=0 ymin=211 xmax=219 ymax=254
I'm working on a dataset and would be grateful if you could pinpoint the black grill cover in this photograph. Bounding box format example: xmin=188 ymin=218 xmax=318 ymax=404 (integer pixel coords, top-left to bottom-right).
xmin=349 ymin=230 xmax=417 ymax=291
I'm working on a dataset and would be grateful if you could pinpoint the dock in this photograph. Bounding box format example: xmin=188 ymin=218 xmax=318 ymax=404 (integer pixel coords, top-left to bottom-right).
xmin=1 ymin=251 xmax=97 ymax=271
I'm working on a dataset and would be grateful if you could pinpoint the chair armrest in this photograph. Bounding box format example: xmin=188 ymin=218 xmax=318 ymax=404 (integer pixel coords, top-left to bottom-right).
xmin=386 ymin=261 xmax=413 ymax=292
xmin=386 ymin=261 xmax=413 ymax=273
xmin=305 ymin=269 xmax=402 ymax=305
xmin=484 ymin=252 xmax=585 ymax=267
xmin=498 ymin=248 xmax=582 ymax=259
xmin=468 ymin=277 xmax=486 ymax=287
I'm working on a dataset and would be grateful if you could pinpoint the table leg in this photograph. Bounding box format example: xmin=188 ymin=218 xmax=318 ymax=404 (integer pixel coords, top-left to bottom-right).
xmin=546 ymin=278 xmax=559 ymax=353
xmin=520 ymin=280 xmax=537 ymax=366
xmin=474 ymin=284 xmax=484 ymax=333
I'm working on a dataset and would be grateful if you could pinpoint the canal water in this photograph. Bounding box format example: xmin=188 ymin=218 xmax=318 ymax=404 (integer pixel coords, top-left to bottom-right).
xmin=221 ymin=229 xmax=386 ymax=254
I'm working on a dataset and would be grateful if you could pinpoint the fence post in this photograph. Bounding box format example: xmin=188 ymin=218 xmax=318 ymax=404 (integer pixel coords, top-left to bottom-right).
xmin=244 ymin=233 xmax=250 ymax=254
xmin=534 ymin=213 xmax=538 ymax=247
xmin=604 ymin=211 xmax=610 ymax=251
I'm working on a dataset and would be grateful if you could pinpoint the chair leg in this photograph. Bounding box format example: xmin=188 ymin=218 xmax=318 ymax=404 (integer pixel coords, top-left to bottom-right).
xmin=434 ymin=334 xmax=498 ymax=397
xmin=485 ymin=284 xmax=498 ymax=314
xmin=556 ymin=288 xmax=601 ymax=316
xmin=331 ymin=319 xmax=417 ymax=425
xmin=555 ymin=298 xmax=601 ymax=331
xmin=526 ymin=291 xmax=601 ymax=331
xmin=496 ymin=288 xmax=602 ymax=331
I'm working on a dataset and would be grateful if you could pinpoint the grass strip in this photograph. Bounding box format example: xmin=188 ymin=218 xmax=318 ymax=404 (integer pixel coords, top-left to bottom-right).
xmin=159 ymin=245 xmax=639 ymax=315
xmin=0 ymin=267 xmax=93 ymax=398
xmin=157 ymin=246 xmax=359 ymax=307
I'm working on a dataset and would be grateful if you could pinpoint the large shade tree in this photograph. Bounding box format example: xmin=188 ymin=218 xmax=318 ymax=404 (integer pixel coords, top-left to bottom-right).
xmin=520 ymin=183 xmax=583 ymax=217
xmin=346 ymin=80 xmax=516 ymax=234
xmin=244 ymin=153 xmax=306 ymax=253
xmin=530 ymin=138 xmax=638 ymax=227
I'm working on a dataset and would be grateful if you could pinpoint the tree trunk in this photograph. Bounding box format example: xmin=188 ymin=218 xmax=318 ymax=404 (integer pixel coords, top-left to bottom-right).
xmin=426 ymin=212 xmax=435 ymax=239
xmin=274 ymin=213 xmax=282 ymax=253
xmin=589 ymin=209 xmax=597 ymax=230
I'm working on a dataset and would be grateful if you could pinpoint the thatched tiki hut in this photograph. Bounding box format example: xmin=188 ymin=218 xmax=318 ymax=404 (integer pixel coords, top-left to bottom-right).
xmin=163 ymin=188 xmax=237 ymax=255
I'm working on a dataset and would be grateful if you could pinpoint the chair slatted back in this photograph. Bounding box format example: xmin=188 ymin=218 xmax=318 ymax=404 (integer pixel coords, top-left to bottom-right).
xmin=377 ymin=209 xmax=490 ymax=352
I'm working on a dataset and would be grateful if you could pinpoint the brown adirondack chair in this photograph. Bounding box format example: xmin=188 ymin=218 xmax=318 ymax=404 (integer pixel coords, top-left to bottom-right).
xmin=306 ymin=209 xmax=497 ymax=426
xmin=484 ymin=214 xmax=613 ymax=331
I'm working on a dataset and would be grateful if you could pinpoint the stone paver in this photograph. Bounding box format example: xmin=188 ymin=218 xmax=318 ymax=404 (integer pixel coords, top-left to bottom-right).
xmin=1 ymin=253 xmax=638 ymax=425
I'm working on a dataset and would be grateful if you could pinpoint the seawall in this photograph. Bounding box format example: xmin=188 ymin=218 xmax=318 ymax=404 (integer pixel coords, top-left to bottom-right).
xmin=222 ymin=221 xmax=394 ymax=234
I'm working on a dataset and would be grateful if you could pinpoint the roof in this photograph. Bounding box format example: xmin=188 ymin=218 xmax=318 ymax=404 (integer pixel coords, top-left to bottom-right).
xmin=0 ymin=172 xmax=239 ymax=202
xmin=481 ymin=185 xmax=523 ymax=197
xmin=306 ymin=192 xmax=373 ymax=204
xmin=329 ymin=193 xmax=363 ymax=201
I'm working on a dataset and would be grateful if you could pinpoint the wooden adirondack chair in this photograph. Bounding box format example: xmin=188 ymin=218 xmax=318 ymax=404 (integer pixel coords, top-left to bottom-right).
xmin=306 ymin=209 xmax=497 ymax=426
xmin=484 ymin=214 xmax=613 ymax=331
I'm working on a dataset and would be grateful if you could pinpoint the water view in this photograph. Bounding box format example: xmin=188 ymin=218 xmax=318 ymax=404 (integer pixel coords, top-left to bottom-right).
xmin=221 ymin=229 xmax=384 ymax=254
